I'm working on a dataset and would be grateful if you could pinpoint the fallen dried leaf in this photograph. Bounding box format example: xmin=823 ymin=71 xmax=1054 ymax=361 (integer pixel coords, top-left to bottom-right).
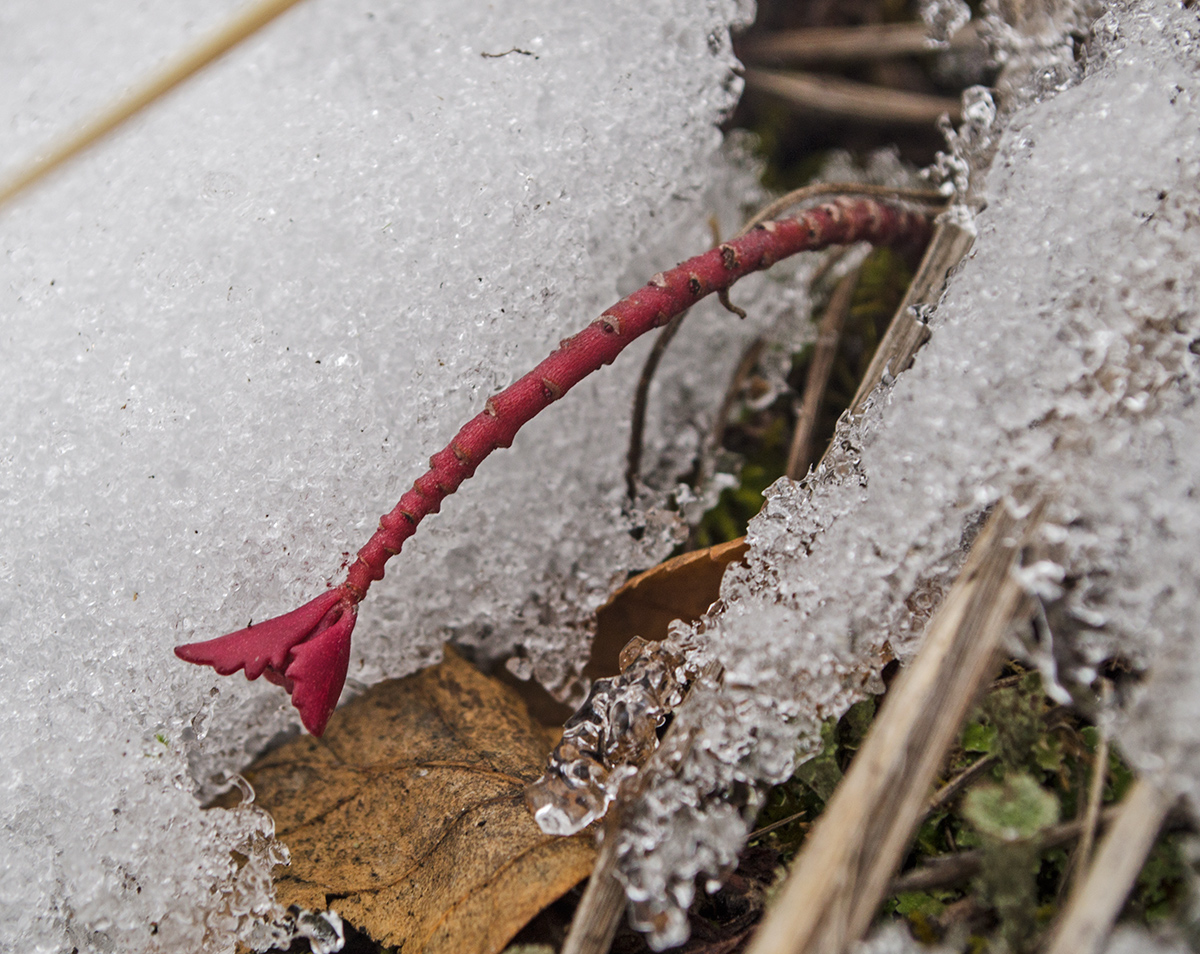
xmin=221 ymin=646 xmax=595 ymax=953
xmin=586 ymin=537 xmax=747 ymax=680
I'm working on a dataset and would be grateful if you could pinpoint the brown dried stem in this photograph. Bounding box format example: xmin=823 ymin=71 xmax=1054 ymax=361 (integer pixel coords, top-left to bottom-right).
xmin=786 ymin=268 xmax=857 ymax=478
xmin=559 ymin=660 xmax=725 ymax=954
xmin=561 ymin=816 xmax=626 ymax=954
xmin=891 ymin=805 xmax=1122 ymax=895
xmin=719 ymin=184 xmax=944 ymax=317
xmin=738 ymin=21 xmax=981 ymax=69
xmin=684 ymin=334 xmax=766 ymax=522
xmin=849 ymin=217 xmax=976 ymax=413
xmin=625 ymin=310 xmax=690 ymax=500
xmin=1070 ymin=680 xmax=1112 ymax=886
xmin=745 ymin=69 xmax=963 ymax=126
xmin=927 ymin=752 xmax=999 ymax=814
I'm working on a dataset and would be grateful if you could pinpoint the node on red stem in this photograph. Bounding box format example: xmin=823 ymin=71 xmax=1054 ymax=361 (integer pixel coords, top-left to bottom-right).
xmin=174 ymin=195 xmax=934 ymax=736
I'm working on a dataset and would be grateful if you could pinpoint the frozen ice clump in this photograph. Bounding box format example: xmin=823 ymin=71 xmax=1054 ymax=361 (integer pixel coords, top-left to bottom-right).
xmin=1103 ymin=925 xmax=1193 ymax=954
xmin=527 ymin=632 xmax=709 ymax=836
xmin=0 ymin=0 xmax=754 ymax=949
xmin=604 ymin=0 xmax=1200 ymax=946
xmin=919 ymin=0 xmax=972 ymax=45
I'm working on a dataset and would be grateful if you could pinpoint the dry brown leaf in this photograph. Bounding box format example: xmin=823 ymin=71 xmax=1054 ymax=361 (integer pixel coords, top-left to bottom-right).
xmin=224 ymin=646 xmax=595 ymax=953
xmin=585 ymin=537 xmax=748 ymax=680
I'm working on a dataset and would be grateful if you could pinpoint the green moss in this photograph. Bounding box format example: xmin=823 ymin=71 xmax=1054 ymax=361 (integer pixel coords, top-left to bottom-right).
xmin=748 ymin=666 xmax=1193 ymax=949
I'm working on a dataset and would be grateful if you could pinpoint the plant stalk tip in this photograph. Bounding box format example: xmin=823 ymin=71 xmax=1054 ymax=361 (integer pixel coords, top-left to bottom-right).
xmin=174 ymin=587 xmax=355 ymax=736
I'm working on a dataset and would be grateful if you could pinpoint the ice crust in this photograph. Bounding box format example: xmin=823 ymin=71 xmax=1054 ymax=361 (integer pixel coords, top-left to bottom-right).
xmin=0 ymin=0 xmax=757 ymax=949
xmin=600 ymin=1 xmax=1200 ymax=946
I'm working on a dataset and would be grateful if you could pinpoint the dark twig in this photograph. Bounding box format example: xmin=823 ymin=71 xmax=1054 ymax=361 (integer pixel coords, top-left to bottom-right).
xmin=785 ymin=268 xmax=857 ymax=478
xmin=927 ymin=753 xmax=998 ymax=814
xmin=749 ymin=809 xmax=811 ymax=842
xmin=691 ymin=335 xmax=766 ymax=492
xmin=745 ymin=69 xmax=963 ymax=126
xmin=890 ymin=807 xmax=1122 ymax=895
xmin=626 ymin=310 xmax=690 ymax=501
xmin=1065 ymin=679 xmax=1112 ymax=892
xmin=738 ymin=21 xmax=981 ymax=69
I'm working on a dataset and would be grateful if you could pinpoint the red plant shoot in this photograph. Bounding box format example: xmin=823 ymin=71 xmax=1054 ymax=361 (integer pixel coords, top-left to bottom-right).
xmin=175 ymin=196 xmax=934 ymax=736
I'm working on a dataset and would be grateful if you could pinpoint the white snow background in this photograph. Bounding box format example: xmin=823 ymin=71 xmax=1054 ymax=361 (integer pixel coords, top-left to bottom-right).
xmin=0 ymin=0 xmax=764 ymax=949
xmin=8 ymin=0 xmax=1200 ymax=950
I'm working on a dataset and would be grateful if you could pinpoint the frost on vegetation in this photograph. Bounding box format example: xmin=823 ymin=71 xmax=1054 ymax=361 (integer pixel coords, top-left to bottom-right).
xmin=528 ymin=631 xmax=715 ymax=836
xmin=854 ymin=922 xmax=956 ymax=954
xmin=919 ymin=0 xmax=973 ymax=45
xmin=531 ymin=1 xmax=1200 ymax=947
xmin=1103 ymin=925 xmax=1195 ymax=954
xmin=0 ymin=0 xmax=756 ymax=949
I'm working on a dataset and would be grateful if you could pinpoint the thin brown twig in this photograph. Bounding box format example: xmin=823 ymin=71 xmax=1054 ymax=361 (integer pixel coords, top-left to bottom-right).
xmin=738 ymin=21 xmax=981 ymax=68
xmin=990 ymin=671 xmax=1027 ymax=691
xmin=625 ymin=309 xmax=691 ymax=500
xmin=719 ymin=183 xmax=944 ymax=318
xmin=681 ymin=334 xmax=765 ymax=550
xmin=560 ymin=659 xmax=725 ymax=954
xmin=688 ymin=335 xmax=766 ymax=499
xmin=786 ymin=268 xmax=857 ymax=478
xmin=734 ymin=182 xmax=947 ymax=241
xmin=0 ymin=0 xmax=310 ymax=210
xmin=1069 ymin=679 xmax=1112 ymax=889
xmin=749 ymin=809 xmax=812 ymax=842
xmin=927 ymin=753 xmax=998 ymax=814
xmin=890 ymin=806 xmax=1123 ymax=895
xmin=745 ymin=69 xmax=963 ymax=126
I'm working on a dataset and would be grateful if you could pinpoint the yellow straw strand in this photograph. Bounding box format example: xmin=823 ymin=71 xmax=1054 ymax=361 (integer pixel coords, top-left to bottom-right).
xmin=0 ymin=0 xmax=310 ymax=210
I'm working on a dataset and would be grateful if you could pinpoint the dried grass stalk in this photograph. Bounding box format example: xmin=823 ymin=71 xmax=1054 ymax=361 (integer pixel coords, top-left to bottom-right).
xmin=744 ymin=500 xmax=1042 ymax=954
xmin=1043 ymin=776 xmax=1178 ymax=954
xmin=739 ymin=21 xmax=980 ymax=69
xmin=850 ymin=218 xmax=976 ymax=412
xmin=744 ymin=69 xmax=963 ymax=126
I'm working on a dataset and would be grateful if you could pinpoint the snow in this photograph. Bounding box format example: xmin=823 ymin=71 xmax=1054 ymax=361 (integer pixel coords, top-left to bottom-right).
xmin=0 ymin=0 xmax=756 ymax=949
xmin=8 ymin=0 xmax=1199 ymax=948
xmin=598 ymin=0 xmax=1200 ymax=947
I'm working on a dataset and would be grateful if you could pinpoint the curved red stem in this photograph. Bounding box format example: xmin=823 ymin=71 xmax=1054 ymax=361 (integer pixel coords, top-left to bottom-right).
xmin=175 ymin=197 xmax=933 ymax=735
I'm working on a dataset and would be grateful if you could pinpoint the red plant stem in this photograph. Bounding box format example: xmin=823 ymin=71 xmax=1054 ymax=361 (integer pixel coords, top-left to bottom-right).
xmin=176 ymin=196 xmax=932 ymax=735
xmin=345 ymin=197 xmax=931 ymax=600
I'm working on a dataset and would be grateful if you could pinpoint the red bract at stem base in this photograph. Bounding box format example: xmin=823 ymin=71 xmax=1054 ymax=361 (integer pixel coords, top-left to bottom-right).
xmin=175 ymin=196 xmax=934 ymax=736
